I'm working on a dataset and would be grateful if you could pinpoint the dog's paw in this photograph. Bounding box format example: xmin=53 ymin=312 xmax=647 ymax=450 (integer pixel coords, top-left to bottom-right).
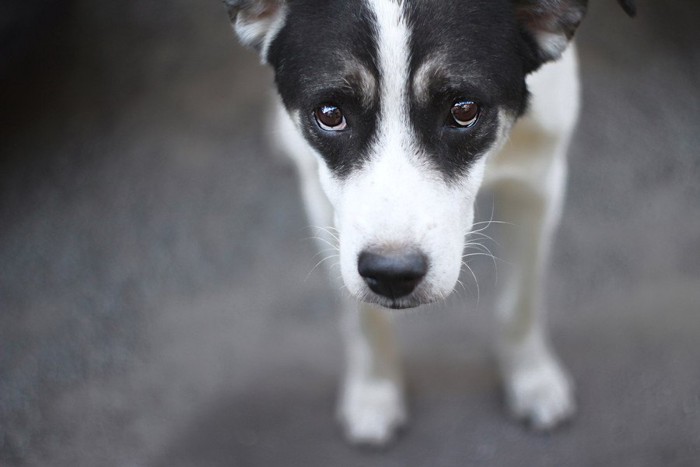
xmin=337 ymin=378 xmax=406 ymax=446
xmin=504 ymin=358 xmax=575 ymax=431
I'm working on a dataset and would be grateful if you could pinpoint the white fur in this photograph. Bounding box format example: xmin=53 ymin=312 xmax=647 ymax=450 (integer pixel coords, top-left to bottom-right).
xmin=534 ymin=31 xmax=571 ymax=62
xmin=412 ymin=54 xmax=442 ymax=104
xmin=328 ymin=0 xmax=490 ymax=308
xmin=337 ymin=304 xmax=406 ymax=445
xmin=248 ymin=1 xmax=580 ymax=446
xmin=234 ymin=2 xmax=287 ymax=63
xmin=484 ymin=45 xmax=580 ymax=429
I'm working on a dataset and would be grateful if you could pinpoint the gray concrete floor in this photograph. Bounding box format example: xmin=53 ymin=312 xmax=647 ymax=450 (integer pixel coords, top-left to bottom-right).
xmin=1 ymin=1 xmax=699 ymax=466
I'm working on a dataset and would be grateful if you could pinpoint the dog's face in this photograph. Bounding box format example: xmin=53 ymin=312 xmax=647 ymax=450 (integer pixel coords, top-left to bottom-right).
xmin=226 ymin=0 xmax=586 ymax=308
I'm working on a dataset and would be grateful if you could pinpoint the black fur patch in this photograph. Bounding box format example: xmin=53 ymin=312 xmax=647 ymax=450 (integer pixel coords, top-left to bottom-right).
xmin=266 ymin=1 xmax=380 ymax=178
xmin=405 ymin=0 xmax=531 ymax=179
xmin=264 ymin=0 xmax=561 ymax=180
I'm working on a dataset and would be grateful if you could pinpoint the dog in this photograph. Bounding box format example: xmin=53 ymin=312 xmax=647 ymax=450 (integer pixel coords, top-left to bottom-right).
xmin=223 ymin=0 xmax=635 ymax=445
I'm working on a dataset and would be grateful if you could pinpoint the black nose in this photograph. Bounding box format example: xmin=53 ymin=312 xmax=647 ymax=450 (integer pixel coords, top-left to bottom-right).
xmin=358 ymin=250 xmax=428 ymax=299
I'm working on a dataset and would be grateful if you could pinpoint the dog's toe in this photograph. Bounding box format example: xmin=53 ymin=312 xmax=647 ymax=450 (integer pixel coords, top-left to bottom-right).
xmin=337 ymin=378 xmax=406 ymax=446
xmin=505 ymin=358 xmax=575 ymax=431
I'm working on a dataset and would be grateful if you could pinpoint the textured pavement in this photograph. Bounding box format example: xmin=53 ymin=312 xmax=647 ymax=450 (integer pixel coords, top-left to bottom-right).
xmin=1 ymin=1 xmax=699 ymax=466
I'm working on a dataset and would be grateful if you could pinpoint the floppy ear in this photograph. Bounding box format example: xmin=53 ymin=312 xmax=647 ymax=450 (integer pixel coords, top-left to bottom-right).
xmin=515 ymin=0 xmax=588 ymax=70
xmin=516 ymin=0 xmax=636 ymax=72
xmin=223 ymin=0 xmax=286 ymax=59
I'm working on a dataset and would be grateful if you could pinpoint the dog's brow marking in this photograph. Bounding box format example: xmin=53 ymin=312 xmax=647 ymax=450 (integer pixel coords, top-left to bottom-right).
xmin=339 ymin=56 xmax=378 ymax=108
xmin=412 ymin=54 xmax=446 ymax=105
xmin=412 ymin=54 xmax=488 ymax=107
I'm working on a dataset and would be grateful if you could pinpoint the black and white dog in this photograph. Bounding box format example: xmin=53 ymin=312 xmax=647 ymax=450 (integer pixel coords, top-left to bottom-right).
xmin=224 ymin=0 xmax=634 ymax=445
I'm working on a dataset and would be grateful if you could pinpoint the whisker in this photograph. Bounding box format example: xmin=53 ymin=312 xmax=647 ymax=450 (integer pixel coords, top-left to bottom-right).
xmin=312 ymin=246 xmax=340 ymax=259
xmin=464 ymin=243 xmax=498 ymax=275
xmin=467 ymin=230 xmax=500 ymax=247
xmin=312 ymin=225 xmax=340 ymax=243
xmin=305 ymin=235 xmax=339 ymax=252
xmin=471 ymin=220 xmax=514 ymax=227
xmin=306 ymin=224 xmax=341 ymax=243
xmin=464 ymin=239 xmax=501 ymax=284
xmin=464 ymin=241 xmax=494 ymax=256
xmin=462 ymin=261 xmax=480 ymax=310
xmin=305 ymin=254 xmax=340 ymax=281
xmin=454 ymin=278 xmax=468 ymax=301
xmin=462 ymin=252 xmax=500 ymax=261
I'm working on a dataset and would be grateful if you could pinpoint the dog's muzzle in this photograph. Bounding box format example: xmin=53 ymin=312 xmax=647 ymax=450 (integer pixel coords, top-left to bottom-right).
xmin=357 ymin=249 xmax=428 ymax=306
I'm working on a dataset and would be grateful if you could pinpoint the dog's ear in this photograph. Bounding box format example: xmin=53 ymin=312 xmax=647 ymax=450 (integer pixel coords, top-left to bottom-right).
xmin=516 ymin=0 xmax=636 ymax=72
xmin=515 ymin=0 xmax=588 ymax=71
xmin=223 ymin=0 xmax=286 ymax=57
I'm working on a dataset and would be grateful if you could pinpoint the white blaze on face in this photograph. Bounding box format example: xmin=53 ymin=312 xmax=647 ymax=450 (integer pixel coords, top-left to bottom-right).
xmin=317 ymin=0 xmax=488 ymax=304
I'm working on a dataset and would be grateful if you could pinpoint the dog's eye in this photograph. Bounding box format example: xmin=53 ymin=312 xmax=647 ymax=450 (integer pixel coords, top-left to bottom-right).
xmin=314 ymin=104 xmax=347 ymax=131
xmin=450 ymin=101 xmax=479 ymax=127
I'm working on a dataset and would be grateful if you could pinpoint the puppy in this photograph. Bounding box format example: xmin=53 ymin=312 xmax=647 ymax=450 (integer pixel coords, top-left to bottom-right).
xmin=223 ymin=0 xmax=635 ymax=445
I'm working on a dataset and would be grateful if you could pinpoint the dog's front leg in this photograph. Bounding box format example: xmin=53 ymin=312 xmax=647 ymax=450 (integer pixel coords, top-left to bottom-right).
xmin=337 ymin=302 xmax=406 ymax=445
xmin=483 ymin=46 xmax=580 ymax=431
xmin=289 ymin=139 xmax=406 ymax=445
xmin=489 ymin=133 xmax=575 ymax=431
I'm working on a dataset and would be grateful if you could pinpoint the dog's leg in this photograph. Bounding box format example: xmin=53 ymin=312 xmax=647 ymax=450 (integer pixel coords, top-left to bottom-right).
xmin=485 ymin=49 xmax=580 ymax=430
xmin=301 ymin=169 xmax=406 ymax=444
xmin=279 ymin=111 xmax=405 ymax=445
xmin=490 ymin=152 xmax=575 ymax=431
xmin=337 ymin=302 xmax=406 ymax=445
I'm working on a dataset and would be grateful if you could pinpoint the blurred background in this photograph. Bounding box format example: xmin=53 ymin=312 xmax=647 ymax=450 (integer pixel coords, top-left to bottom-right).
xmin=1 ymin=0 xmax=698 ymax=465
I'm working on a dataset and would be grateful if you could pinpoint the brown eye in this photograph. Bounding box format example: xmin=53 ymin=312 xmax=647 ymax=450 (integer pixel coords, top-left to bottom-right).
xmin=314 ymin=104 xmax=347 ymax=131
xmin=450 ymin=101 xmax=479 ymax=127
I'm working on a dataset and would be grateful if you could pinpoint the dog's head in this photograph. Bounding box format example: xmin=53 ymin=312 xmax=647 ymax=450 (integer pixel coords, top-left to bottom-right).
xmin=224 ymin=0 xmax=617 ymax=309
